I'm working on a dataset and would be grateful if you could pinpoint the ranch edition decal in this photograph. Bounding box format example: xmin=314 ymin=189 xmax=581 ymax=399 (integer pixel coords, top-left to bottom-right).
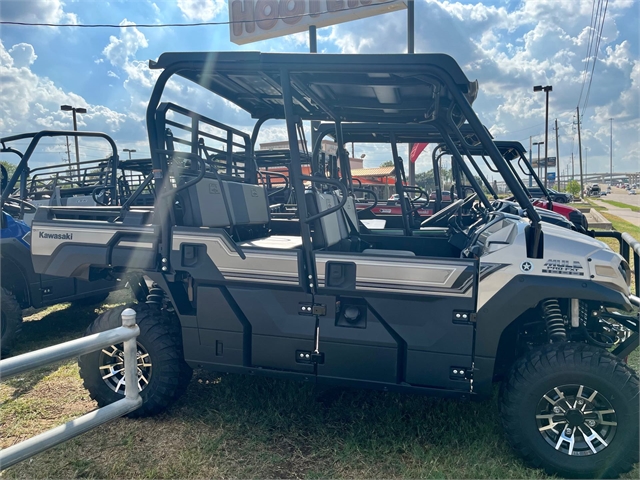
xmin=38 ymin=231 xmax=73 ymax=240
xmin=542 ymin=259 xmax=584 ymax=276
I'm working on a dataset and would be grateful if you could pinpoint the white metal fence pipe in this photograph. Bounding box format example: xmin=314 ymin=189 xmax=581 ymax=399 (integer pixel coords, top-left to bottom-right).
xmin=0 ymin=308 xmax=142 ymax=470
xmin=0 ymin=325 xmax=139 ymax=380
xmin=0 ymin=396 xmax=142 ymax=470
xmin=121 ymin=308 xmax=141 ymax=402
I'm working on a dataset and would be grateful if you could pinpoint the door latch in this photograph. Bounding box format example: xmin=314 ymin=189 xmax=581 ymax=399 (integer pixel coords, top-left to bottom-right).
xmin=299 ymin=303 xmax=326 ymax=316
xmin=295 ymin=350 xmax=325 ymax=364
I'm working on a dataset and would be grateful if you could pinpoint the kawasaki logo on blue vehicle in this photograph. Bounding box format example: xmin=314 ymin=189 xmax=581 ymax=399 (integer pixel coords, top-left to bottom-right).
xmin=38 ymin=231 xmax=73 ymax=240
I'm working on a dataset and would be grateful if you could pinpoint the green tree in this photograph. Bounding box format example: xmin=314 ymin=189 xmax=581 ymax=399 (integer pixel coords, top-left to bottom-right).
xmin=1 ymin=160 xmax=17 ymax=178
xmin=379 ymin=160 xmax=394 ymax=168
xmin=566 ymin=179 xmax=581 ymax=197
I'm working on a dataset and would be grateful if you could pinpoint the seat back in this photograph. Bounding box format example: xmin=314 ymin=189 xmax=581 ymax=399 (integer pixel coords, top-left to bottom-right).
xmin=342 ymin=195 xmax=359 ymax=234
xmin=65 ymin=195 xmax=98 ymax=207
xmin=180 ymin=175 xmax=269 ymax=229
xmin=305 ymin=191 xmax=351 ymax=249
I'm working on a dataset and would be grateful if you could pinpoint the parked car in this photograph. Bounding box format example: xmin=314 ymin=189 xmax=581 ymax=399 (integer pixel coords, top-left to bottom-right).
xmin=629 ymin=189 xmax=637 ymax=195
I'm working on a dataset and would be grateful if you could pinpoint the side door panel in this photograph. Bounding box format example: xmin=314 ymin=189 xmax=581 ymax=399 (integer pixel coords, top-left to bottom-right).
xmin=313 ymin=252 xmax=478 ymax=391
xmin=171 ymin=227 xmax=316 ymax=374
xmin=229 ymin=288 xmax=316 ymax=374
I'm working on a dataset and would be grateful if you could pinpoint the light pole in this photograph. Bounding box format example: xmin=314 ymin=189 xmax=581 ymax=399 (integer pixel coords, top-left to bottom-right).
xmin=584 ymin=146 xmax=589 ymax=181
xmin=60 ymin=105 xmax=87 ymax=177
xmin=123 ymin=148 xmax=136 ymax=160
xmin=533 ymin=85 xmax=552 ymax=187
xmin=609 ymin=118 xmax=613 ymax=187
xmin=534 ymin=141 xmax=544 ymax=182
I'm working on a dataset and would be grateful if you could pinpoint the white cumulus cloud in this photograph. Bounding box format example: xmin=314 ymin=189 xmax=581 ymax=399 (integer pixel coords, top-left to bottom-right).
xmin=176 ymin=0 xmax=225 ymax=21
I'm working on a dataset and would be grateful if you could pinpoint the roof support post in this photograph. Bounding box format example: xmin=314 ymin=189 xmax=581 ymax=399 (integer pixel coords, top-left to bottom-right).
xmin=280 ymin=68 xmax=315 ymax=292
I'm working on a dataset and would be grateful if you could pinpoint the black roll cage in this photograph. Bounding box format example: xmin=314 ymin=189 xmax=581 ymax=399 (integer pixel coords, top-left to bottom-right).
xmin=139 ymin=52 xmax=543 ymax=279
xmin=1 ymin=131 xmax=120 ymax=209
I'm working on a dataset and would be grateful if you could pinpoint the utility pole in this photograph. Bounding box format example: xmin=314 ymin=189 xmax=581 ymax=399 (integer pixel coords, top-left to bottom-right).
xmin=407 ymin=0 xmax=415 ymax=186
xmin=576 ymin=106 xmax=584 ymax=197
xmin=571 ymin=152 xmax=574 ymax=179
xmin=309 ymin=26 xmax=318 ymax=151
xmin=529 ymin=135 xmax=533 ymax=187
xmin=554 ymin=118 xmax=560 ymax=190
xmin=610 ymin=118 xmax=613 ymax=187
xmin=64 ymin=136 xmax=71 ymax=165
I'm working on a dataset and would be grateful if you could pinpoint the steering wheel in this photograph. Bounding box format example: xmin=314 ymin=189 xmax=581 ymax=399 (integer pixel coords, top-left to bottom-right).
xmin=420 ymin=194 xmax=478 ymax=228
xmin=2 ymin=197 xmax=37 ymax=217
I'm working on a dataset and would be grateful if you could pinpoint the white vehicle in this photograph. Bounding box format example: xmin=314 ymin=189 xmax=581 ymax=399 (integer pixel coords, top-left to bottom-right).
xmin=26 ymin=51 xmax=639 ymax=479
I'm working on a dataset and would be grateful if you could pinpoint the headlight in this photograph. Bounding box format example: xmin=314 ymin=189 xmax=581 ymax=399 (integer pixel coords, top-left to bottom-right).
xmin=618 ymin=260 xmax=631 ymax=286
xmin=22 ymin=231 xmax=31 ymax=245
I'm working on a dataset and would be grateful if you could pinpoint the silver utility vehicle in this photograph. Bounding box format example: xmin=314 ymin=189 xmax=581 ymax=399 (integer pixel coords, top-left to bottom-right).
xmin=28 ymin=52 xmax=638 ymax=478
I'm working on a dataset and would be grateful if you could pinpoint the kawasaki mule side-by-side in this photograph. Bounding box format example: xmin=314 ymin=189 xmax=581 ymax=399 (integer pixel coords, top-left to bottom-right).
xmin=28 ymin=52 xmax=638 ymax=478
xmin=0 ymin=131 xmax=127 ymax=355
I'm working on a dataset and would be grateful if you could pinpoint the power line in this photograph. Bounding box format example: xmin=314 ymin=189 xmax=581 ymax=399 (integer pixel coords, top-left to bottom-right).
xmin=0 ymin=1 xmax=399 ymax=28
xmin=582 ymin=0 xmax=609 ymax=113
xmin=577 ymin=0 xmax=600 ymax=108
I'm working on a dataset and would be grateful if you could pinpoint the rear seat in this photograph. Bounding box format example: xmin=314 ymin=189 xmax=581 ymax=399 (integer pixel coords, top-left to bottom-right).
xmin=179 ymin=175 xmax=302 ymax=249
xmin=178 ymin=172 xmax=413 ymax=256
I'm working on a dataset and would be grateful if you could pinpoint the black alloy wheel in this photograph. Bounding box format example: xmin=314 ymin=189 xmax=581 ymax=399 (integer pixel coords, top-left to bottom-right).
xmin=79 ymin=303 xmax=192 ymax=418
xmin=535 ymin=384 xmax=617 ymax=456
xmin=500 ymin=343 xmax=638 ymax=478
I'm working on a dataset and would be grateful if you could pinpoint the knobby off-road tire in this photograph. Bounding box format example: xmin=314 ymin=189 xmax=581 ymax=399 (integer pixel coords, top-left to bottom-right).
xmin=1 ymin=287 xmax=23 ymax=357
xmin=71 ymin=291 xmax=110 ymax=307
xmin=79 ymin=303 xmax=192 ymax=418
xmin=499 ymin=343 xmax=639 ymax=478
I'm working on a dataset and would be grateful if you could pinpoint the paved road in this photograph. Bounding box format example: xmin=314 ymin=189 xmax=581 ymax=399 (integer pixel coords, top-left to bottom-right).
xmin=592 ymin=190 xmax=640 ymax=226
xmin=601 ymin=187 xmax=640 ymax=207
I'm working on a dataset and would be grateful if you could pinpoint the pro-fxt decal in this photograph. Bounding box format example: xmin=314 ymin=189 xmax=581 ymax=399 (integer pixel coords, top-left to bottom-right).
xmin=542 ymin=259 xmax=584 ymax=276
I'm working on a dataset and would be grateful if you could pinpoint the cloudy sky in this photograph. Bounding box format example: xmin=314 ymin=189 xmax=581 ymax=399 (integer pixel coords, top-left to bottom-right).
xmin=0 ymin=0 xmax=638 ymax=181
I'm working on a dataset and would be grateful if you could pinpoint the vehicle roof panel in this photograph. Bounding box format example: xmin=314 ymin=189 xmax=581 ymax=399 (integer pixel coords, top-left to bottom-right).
xmin=150 ymin=52 xmax=478 ymax=123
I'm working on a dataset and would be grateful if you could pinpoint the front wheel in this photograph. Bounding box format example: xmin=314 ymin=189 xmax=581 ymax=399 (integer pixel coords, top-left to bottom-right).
xmin=79 ymin=303 xmax=192 ymax=418
xmin=499 ymin=343 xmax=638 ymax=478
xmin=1 ymin=288 xmax=23 ymax=357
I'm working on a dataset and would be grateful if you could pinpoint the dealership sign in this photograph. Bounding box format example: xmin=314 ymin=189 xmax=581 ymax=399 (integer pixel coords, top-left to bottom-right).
xmin=531 ymin=157 xmax=557 ymax=168
xmin=229 ymin=0 xmax=408 ymax=45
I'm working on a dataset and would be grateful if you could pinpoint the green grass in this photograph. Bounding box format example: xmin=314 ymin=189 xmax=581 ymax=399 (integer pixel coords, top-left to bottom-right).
xmin=1 ymin=295 xmax=638 ymax=479
xmin=599 ymin=199 xmax=640 ymax=213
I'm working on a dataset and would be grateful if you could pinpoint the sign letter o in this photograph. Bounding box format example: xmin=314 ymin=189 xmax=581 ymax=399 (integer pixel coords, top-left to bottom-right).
xmin=255 ymin=0 xmax=280 ymax=30
xmin=279 ymin=0 xmax=306 ymax=25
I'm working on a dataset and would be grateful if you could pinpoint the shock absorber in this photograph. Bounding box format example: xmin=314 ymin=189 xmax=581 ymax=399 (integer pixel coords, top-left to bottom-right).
xmin=541 ymin=299 xmax=567 ymax=343
xmin=146 ymin=283 xmax=165 ymax=305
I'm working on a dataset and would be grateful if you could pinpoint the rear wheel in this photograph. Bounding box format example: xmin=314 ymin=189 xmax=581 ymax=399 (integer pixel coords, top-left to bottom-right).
xmin=499 ymin=343 xmax=639 ymax=478
xmin=1 ymin=288 xmax=23 ymax=357
xmin=78 ymin=303 xmax=192 ymax=417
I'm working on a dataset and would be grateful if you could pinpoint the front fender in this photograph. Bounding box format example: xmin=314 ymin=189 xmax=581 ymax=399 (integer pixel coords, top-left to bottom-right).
xmin=472 ymin=275 xmax=631 ymax=396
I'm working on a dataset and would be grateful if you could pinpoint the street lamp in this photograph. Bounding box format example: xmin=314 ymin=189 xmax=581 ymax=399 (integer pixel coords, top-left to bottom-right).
xmin=533 ymin=141 xmax=544 ymax=181
xmin=123 ymin=148 xmax=136 ymax=160
xmin=61 ymin=105 xmax=87 ymax=177
xmin=533 ymin=85 xmax=552 ymax=187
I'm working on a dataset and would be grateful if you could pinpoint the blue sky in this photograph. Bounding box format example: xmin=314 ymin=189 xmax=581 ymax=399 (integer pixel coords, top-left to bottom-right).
xmin=0 ymin=0 xmax=638 ymax=179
